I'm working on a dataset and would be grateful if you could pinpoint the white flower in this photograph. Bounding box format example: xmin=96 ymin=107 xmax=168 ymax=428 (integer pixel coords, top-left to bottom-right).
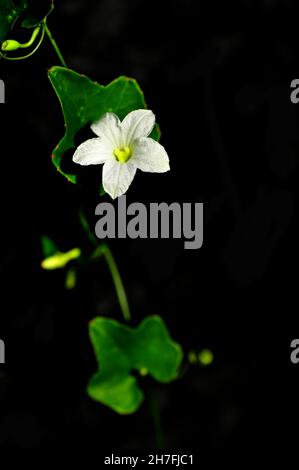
xmin=73 ymin=109 xmax=170 ymax=199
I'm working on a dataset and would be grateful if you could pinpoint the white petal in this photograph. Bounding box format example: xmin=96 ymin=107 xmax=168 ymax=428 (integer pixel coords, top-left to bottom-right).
xmin=73 ymin=138 xmax=111 ymax=166
xmin=102 ymin=160 xmax=137 ymax=199
xmin=121 ymin=109 xmax=155 ymax=145
xmin=91 ymin=113 xmax=121 ymax=147
xmin=132 ymin=137 xmax=170 ymax=173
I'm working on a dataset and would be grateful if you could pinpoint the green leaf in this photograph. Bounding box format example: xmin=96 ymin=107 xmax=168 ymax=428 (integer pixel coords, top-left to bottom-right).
xmin=40 ymin=235 xmax=58 ymax=258
xmin=48 ymin=66 xmax=161 ymax=190
xmin=87 ymin=315 xmax=183 ymax=414
xmin=0 ymin=0 xmax=54 ymax=42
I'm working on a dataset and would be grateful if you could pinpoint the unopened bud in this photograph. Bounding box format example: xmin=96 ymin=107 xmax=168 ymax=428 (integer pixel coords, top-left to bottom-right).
xmin=1 ymin=39 xmax=21 ymax=52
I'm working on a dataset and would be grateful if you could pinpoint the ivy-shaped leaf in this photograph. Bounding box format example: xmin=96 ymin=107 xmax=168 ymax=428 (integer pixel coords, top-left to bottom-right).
xmin=0 ymin=0 xmax=54 ymax=42
xmin=87 ymin=315 xmax=183 ymax=414
xmin=48 ymin=67 xmax=160 ymax=190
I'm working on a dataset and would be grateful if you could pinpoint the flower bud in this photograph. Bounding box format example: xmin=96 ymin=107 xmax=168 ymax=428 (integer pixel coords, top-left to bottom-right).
xmin=1 ymin=39 xmax=21 ymax=52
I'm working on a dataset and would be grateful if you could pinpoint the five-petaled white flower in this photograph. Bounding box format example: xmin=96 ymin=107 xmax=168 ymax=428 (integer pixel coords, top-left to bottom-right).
xmin=73 ymin=109 xmax=170 ymax=199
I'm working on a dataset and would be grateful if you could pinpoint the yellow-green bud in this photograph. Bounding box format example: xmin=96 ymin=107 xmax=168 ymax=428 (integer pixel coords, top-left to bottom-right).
xmin=41 ymin=248 xmax=81 ymax=270
xmin=198 ymin=349 xmax=214 ymax=366
xmin=1 ymin=39 xmax=21 ymax=52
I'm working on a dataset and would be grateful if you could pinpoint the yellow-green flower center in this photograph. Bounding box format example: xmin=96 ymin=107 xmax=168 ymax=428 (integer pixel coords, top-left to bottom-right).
xmin=113 ymin=146 xmax=132 ymax=163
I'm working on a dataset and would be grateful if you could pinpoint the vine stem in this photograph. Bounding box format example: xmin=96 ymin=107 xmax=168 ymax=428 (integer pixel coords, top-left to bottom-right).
xmin=80 ymin=209 xmax=132 ymax=323
xmin=148 ymin=388 xmax=164 ymax=448
xmin=44 ymin=22 xmax=67 ymax=67
xmin=98 ymin=244 xmax=132 ymax=323
xmin=79 ymin=208 xmax=132 ymax=321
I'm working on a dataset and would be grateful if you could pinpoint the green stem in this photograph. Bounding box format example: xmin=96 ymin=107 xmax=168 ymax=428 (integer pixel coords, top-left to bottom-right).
xmin=100 ymin=244 xmax=132 ymax=322
xmin=148 ymin=388 xmax=164 ymax=448
xmin=80 ymin=209 xmax=132 ymax=323
xmin=19 ymin=26 xmax=41 ymax=49
xmin=79 ymin=208 xmax=98 ymax=246
xmin=44 ymin=22 xmax=67 ymax=67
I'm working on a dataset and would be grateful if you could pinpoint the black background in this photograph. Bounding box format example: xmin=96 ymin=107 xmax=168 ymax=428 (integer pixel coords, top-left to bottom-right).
xmin=0 ymin=0 xmax=298 ymax=458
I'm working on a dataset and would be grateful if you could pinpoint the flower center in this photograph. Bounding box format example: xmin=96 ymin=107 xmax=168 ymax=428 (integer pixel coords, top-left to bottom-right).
xmin=113 ymin=146 xmax=132 ymax=163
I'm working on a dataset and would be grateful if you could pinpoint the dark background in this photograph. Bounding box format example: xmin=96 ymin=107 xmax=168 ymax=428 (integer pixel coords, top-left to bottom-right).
xmin=0 ymin=0 xmax=298 ymax=458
